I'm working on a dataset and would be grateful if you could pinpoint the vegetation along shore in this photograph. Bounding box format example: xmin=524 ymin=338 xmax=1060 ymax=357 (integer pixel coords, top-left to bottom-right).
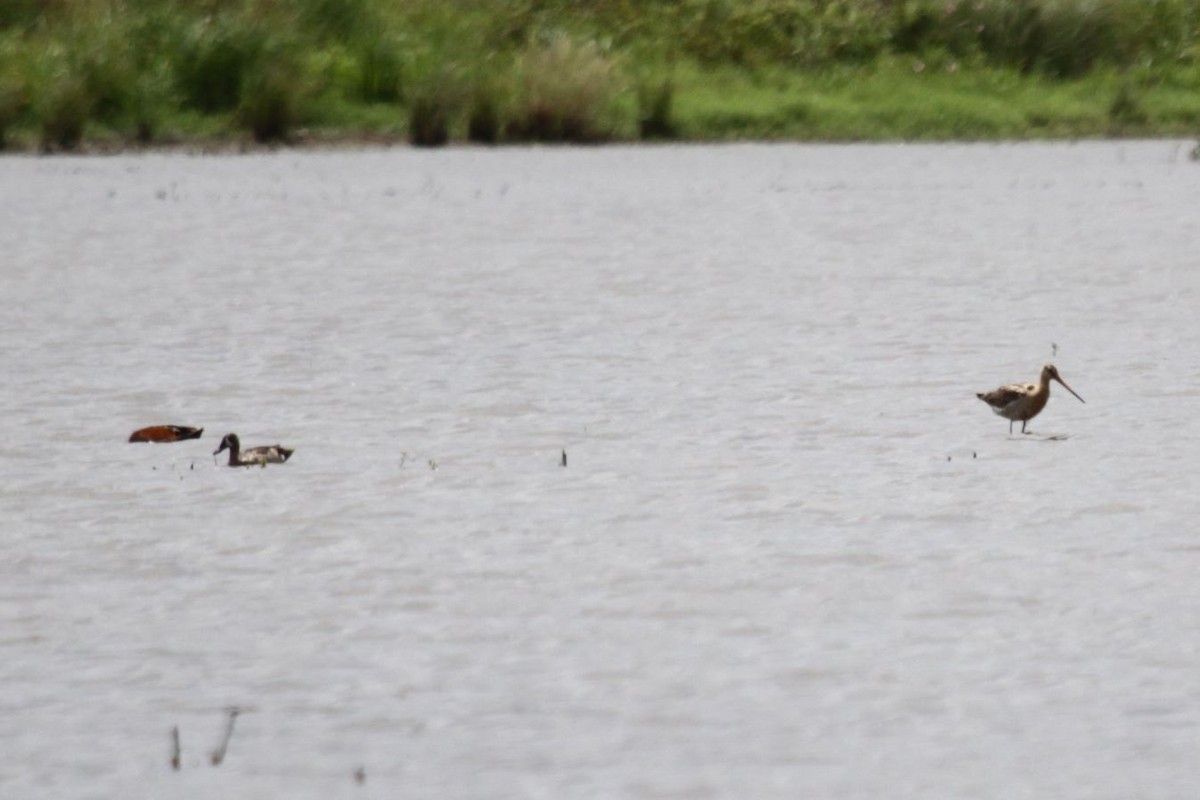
xmin=2 ymin=0 xmax=1199 ymax=152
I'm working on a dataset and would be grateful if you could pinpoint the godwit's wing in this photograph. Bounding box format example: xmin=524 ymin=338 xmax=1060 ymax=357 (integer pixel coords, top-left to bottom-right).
xmin=977 ymin=383 xmax=1034 ymax=411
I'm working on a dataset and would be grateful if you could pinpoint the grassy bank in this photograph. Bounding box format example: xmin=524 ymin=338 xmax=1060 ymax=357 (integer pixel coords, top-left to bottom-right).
xmin=1 ymin=0 xmax=1199 ymax=151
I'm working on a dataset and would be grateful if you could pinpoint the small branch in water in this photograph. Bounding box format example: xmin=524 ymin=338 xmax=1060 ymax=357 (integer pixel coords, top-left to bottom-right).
xmin=354 ymin=766 xmax=366 ymax=785
xmin=561 ymin=449 xmax=567 ymax=467
xmin=210 ymin=707 xmax=240 ymax=766
xmin=399 ymin=451 xmax=408 ymax=469
xmin=170 ymin=726 xmax=181 ymax=771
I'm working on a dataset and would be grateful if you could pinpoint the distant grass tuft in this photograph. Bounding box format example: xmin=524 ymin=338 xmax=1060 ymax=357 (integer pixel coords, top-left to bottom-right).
xmin=507 ymin=35 xmax=621 ymax=142
xmin=238 ymin=64 xmax=303 ymax=143
xmin=297 ymin=0 xmax=373 ymax=43
xmin=0 ymin=69 xmax=26 ymax=148
xmin=408 ymin=93 xmax=450 ymax=146
xmin=637 ymin=78 xmax=676 ymax=139
xmin=1108 ymin=81 xmax=1148 ymax=127
xmin=37 ymin=69 xmax=91 ymax=151
xmin=0 ymin=0 xmax=41 ymax=32
xmin=896 ymin=0 xmax=1200 ymax=79
xmin=128 ymin=64 xmax=174 ymax=144
xmin=173 ymin=16 xmax=268 ymax=113
xmin=466 ymin=83 xmax=503 ymax=144
xmin=407 ymin=71 xmax=458 ymax=147
xmin=355 ymin=35 xmax=404 ymax=103
xmin=674 ymin=0 xmax=891 ymax=67
xmin=67 ymin=23 xmax=136 ymax=125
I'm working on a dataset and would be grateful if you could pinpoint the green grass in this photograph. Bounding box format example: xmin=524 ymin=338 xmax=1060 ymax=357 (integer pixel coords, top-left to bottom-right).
xmin=0 ymin=0 xmax=1198 ymax=151
xmin=672 ymin=60 xmax=1200 ymax=140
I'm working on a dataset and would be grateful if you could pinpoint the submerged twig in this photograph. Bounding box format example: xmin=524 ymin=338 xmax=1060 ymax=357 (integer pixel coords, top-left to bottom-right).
xmin=561 ymin=449 xmax=567 ymax=467
xmin=170 ymin=726 xmax=181 ymax=771
xmin=210 ymin=707 xmax=240 ymax=766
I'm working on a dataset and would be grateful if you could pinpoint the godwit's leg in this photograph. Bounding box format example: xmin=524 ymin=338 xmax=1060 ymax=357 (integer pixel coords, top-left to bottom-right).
xmin=1009 ymin=419 xmax=1014 ymax=434
xmin=1021 ymin=420 xmax=1029 ymax=434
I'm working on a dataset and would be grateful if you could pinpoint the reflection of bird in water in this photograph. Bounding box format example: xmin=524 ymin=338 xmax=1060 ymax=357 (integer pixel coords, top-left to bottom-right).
xmin=977 ymin=364 xmax=1085 ymax=434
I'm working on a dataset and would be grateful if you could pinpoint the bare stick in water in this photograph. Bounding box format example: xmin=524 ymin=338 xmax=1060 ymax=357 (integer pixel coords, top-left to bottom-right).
xmin=561 ymin=449 xmax=567 ymax=467
xmin=170 ymin=726 xmax=181 ymax=771
xmin=210 ymin=707 xmax=240 ymax=766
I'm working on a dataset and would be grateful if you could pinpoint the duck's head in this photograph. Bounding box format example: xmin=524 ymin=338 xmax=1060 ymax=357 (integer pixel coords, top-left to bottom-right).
xmin=213 ymin=433 xmax=240 ymax=456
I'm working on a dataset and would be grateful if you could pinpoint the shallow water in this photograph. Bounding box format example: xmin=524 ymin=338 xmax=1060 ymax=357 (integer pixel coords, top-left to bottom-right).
xmin=2 ymin=141 xmax=1199 ymax=798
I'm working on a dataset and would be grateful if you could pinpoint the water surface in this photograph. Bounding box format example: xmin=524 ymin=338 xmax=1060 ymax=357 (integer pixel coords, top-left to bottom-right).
xmin=2 ymin=142 xmax=1199 ymax=798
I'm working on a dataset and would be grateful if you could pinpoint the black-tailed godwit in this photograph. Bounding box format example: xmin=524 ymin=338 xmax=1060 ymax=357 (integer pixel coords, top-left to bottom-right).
xmin=977 ymin=364 xmax=1084 ymax=434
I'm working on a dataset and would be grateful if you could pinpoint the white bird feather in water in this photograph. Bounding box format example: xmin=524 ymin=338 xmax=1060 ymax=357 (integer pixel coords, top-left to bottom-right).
xmin=976 ymin=364 xmax=1085 ymax=434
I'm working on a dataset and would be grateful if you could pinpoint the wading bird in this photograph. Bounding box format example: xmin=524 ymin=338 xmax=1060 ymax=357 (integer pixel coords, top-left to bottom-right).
xmin=977 ymin=364 xmax=1085 ymax=434
xmin=213 ymin=433 xmax=294 ymax=467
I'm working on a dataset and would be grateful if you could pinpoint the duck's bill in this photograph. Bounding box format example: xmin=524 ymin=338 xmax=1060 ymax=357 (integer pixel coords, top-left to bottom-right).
xmin=1055 ymin=377 xmax=1085 ymax=404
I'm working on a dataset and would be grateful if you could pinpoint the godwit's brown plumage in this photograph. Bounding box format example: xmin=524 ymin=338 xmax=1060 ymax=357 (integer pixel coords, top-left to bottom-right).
xmin=129 ymin=425 xmax=204 ymax=443
xmin=977 ymin=364 xmax=1085 ymax=434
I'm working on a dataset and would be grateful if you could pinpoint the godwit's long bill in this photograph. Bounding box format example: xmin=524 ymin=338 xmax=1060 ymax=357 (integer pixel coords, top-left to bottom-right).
xmin=977 ymin=364 xmax=1085 ymax=434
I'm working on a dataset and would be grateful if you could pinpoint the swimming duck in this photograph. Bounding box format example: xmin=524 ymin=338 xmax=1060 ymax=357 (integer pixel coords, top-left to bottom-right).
xmin=213 ymin=433 xmax=294 ymax=467
xmin=129 ymin=425 xmax=204 ymax=443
